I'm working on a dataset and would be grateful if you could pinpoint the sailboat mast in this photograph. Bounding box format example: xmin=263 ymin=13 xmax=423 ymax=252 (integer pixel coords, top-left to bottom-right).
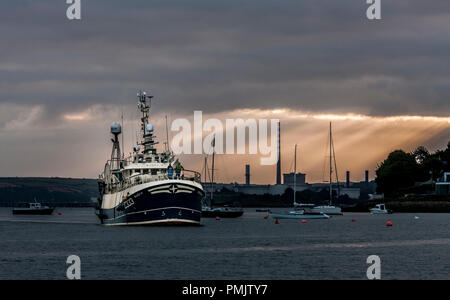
xmin=329 ymin=122 xmax=333 ymax=206
xmin=121 ymin=110 xmax=124 ymax=159
xmin=294 ymin=144 xmax=297 ymax=205
xmin=204 ymin=156 xmax=208 ymax=183
xmin=332 ymin=133 xmax=340 ymax=198
xmin=210 ymin=136 xmax=215 ymax=205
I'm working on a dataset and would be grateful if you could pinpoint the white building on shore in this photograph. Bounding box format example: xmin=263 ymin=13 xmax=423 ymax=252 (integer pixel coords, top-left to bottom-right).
xmin=436 ymin=172 xmax=450 ymax=195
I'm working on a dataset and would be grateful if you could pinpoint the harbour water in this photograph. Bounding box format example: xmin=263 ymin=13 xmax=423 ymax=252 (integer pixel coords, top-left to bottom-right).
xmin=0 ymin=208 xmax=449 ymax=280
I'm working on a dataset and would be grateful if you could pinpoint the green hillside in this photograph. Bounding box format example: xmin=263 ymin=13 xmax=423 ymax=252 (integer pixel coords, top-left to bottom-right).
xmin=0 ymin=177 xmax=98 ymax=207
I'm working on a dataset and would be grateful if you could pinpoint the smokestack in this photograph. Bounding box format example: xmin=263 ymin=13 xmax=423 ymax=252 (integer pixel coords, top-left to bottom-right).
xmin=245 ymin=164 xmax=250 ymax=185
xmin=276 ymin=121 xmax=281 ymax=185
xmin=346 ymin=171 xmax=350 ymax=188
xmin=365 ymin=170 xmax=369 ymax=184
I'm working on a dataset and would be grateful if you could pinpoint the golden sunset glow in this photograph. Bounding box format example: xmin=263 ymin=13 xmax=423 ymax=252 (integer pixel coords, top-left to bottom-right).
xmin=63 ymin=114 xmax=88 ymax=121
xmin=160 ymin=108 xmax=450 ymax=185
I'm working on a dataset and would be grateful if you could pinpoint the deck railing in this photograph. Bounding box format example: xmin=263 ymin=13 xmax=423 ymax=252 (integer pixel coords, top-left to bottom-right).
xmin=105 ymin=169 xmax=202 ymax=193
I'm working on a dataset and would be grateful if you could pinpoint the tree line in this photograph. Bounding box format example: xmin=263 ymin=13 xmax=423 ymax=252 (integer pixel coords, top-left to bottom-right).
xmin=376 ymin=142 xmax=450 ymax=197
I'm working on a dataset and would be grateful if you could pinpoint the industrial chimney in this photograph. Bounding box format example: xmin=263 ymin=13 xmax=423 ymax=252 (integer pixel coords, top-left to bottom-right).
xmin=245 ymin=164 xmax=250 ymax=185
xmin=365 ymin=170 xmax=369 ymax=184
xmin=346 ymin=171 xmax=350 ymax=188
xmin=276 ymin=121 xmax=281 ymax=185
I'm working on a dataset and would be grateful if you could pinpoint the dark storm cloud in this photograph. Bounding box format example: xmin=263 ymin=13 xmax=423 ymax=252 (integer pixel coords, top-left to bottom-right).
xmin=1 ymin=0 xmax=450 ymax=122
xmin=0 ymin=0 xmax=449 ymax=179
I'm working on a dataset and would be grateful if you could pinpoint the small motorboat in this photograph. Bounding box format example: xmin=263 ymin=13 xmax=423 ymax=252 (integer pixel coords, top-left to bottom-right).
xmin=270 ymin=212 xmax=329 ymax=220
xmin=369 ymin=203 xmax=392 ymax=214
xmin=13 ymin=201 xmax=54 ymax=215
xmin=202 ymin=206 xmax=244 ymax=218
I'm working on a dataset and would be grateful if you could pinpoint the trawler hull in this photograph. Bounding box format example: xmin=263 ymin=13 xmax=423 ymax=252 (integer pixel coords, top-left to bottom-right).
xmin=98 ymin=181 xmax=204 ymax=226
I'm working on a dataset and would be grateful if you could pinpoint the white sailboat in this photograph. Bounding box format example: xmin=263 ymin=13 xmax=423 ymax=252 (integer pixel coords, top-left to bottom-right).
xmin=270 ymin=144 xmax=329 ymax=220
xmin=310 ymin=122 xmax=342 ymax=215
xmin=289 ymin=144 xmax=314 ymax=215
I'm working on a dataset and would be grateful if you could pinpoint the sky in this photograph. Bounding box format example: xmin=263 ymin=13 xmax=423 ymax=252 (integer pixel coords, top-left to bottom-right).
xmin=0 ymin=0 xmax=449 ymax=184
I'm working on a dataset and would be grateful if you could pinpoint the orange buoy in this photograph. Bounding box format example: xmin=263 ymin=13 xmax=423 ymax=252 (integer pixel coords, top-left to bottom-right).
xmin=263 ymin=215 xmax=269 ymax=219
xmin=386 ymin=221 xmax=393 ymax=227
xmin=301 ymin=219 xmax=307 ymax=223
xmin=274 ymin=219 xmax=280 ymax=224
xmin=215 ymin=216 xmax=220 ymax=220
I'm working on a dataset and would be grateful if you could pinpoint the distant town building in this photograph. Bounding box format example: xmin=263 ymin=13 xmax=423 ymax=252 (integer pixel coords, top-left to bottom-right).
xmin=436 ymin=172 xmax=450 ymax=195
xmin=203 ymin=182 xmax=290 ymax=196
xmin=203 ymin=172 xmax=309 ymax=196
xmin=369 ymin=194 xmax=385 ymax=200
xmin=340 ymin=187 xmax=361 ymax=199
xmin=203 ymin=160 xmax=369 ymax=199
xmin=283 ymin=172 xmax=306 ymax=186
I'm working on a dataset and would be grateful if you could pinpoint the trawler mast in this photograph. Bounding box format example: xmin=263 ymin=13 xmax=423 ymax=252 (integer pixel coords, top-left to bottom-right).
xmin=137 ymin=90 xmax=158 ymax=155
xmin=110 ymin=122 xmax=122 ymax=170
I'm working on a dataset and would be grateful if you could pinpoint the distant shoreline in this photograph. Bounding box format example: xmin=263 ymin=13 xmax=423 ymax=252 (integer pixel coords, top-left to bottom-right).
xmin=343 ymin=198 xmax=450 ymax=213
xmin=1 ymin=177 xmax=449 ymax=213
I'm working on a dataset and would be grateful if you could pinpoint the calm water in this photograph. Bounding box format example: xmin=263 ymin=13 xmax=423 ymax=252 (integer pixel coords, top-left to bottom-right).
xmin=0 ymin=208 xmax=449 ymax=280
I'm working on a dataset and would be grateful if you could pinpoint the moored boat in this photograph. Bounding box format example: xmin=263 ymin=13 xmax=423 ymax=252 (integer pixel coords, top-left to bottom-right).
xmin=201 ymin=136 xmax=244 ymax=218
xmin=310 ymin=122 xmax=342 ymax=216
xmin=369 ymin=203 xmax=392 ymax=214
xmin=96 ymin=90 xmax=205 ymax=226
xmin=202 ymin=206 xmax=244 ymax=218
xmin=270 ymin=144 xmax=329 ymax=220
xmin=308 ymin=205 xmax=342 ymax=215
xmin=13 ymin=201 xmax=54 ymax=215
xmin=270 ymin=212 xmax=329 ymax=220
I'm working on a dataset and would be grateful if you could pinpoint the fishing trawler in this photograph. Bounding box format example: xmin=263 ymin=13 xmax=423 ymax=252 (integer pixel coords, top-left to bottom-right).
xmin=96 ymin=91 xmax=205 ymax=226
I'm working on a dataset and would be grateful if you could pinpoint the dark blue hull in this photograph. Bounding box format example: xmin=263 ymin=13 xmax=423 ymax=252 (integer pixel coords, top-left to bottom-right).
xmin=98 ymin=182 xmax=204 ymax=226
